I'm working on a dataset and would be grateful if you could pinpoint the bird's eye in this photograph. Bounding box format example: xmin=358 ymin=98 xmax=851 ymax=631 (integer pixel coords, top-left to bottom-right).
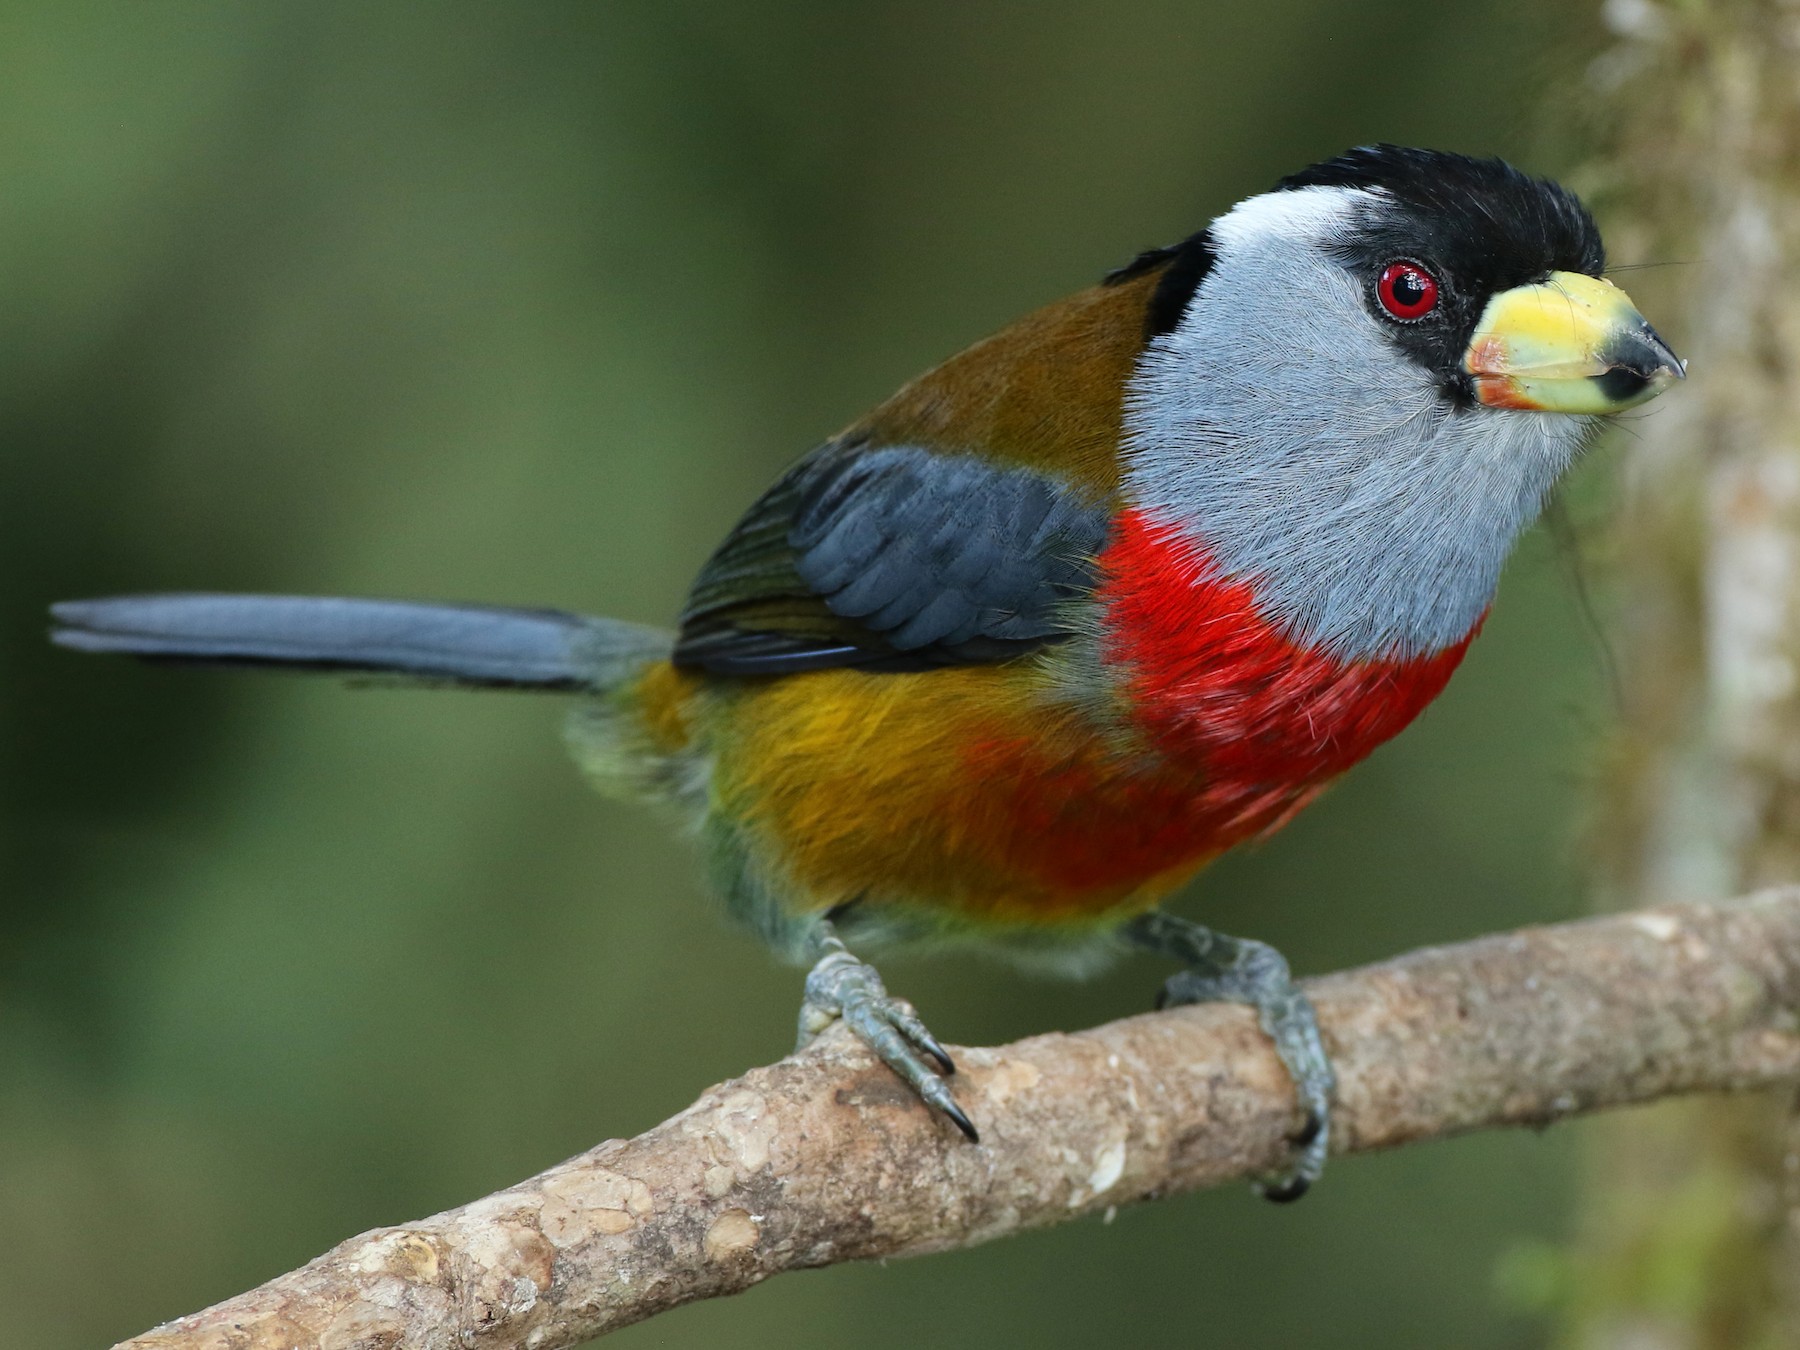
xmin=1376 ymin=261 xmax=1439 ymax=321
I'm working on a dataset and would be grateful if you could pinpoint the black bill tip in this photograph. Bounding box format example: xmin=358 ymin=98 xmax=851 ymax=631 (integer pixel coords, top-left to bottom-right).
xmin=1595 ymin=323 xmax=1685 ymax=404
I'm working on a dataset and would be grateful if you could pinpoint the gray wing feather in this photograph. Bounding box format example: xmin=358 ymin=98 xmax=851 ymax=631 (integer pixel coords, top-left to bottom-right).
xmin=674 ymin=443 xmax=1110 ymax=675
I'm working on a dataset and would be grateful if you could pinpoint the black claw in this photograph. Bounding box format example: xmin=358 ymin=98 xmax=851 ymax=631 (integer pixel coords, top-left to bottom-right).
xmin=942 ymin=1100 xmax=980 ymax=1143
xmin=1290 ymin=1110 xmax=1324 ymax=1148
xmin=920 ymin=1039 xmax=957 ymax=1077
xmin=1258 ymin=1175 xmax=1311 ymax=1204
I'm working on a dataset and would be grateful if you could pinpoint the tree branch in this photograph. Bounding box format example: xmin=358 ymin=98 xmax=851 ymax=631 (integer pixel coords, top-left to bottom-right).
xmin=117 ymin=892 xmax=1800 ymax=1350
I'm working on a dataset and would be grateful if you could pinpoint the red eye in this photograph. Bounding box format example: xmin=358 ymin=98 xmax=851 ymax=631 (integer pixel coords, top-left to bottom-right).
xmin=1377 ymin=261 xmax=1439 ymax=320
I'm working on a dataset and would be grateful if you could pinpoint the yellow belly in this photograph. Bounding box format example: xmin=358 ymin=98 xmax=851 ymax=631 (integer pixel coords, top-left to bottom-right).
xmin=633 ymin=660 xmax=1220 ymax=927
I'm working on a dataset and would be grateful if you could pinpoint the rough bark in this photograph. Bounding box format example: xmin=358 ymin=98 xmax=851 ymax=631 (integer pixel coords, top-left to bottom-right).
xmin=1567 ymin=2 xmax=1800 ymax=1344
xmin=114 ymin=893 xmax=1800 ymax=1350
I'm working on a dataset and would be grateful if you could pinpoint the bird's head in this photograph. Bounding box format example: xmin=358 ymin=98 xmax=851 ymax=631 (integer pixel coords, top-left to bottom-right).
xmin=1267 ymin=145 xmax=1682 ymax=415
xmin=1118 ymin=145 xmax=1682 ymax=662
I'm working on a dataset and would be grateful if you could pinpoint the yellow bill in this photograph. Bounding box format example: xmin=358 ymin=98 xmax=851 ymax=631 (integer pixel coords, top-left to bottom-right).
xmin=1463 ymin=270 xmax=1684 ymax=414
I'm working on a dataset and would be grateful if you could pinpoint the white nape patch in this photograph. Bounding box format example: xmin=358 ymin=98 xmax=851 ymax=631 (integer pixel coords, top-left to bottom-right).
xmin=1205 ymin=182 xmax=1374 ymax=254
xmin=1121 ymin=186 xmax=1595 ymax=661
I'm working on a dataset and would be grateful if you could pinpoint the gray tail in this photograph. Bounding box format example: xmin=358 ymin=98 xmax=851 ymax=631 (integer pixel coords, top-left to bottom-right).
xmin=48 ymin=593 xmax=649 ymax=690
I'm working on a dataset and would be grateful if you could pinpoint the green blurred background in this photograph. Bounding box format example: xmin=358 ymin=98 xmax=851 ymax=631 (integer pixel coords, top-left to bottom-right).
xmin=1 ymin=3 xmax=1620 ymax=1346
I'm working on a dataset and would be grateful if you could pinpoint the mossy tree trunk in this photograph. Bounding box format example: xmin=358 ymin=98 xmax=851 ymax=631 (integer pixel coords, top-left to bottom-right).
xmin=1567 ymin=1 xmax=1800 ymax=1344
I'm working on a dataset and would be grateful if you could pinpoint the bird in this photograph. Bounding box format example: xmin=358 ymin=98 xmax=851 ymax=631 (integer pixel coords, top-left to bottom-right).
xmin=50 ymin=145 xmax=1683 ymax=1199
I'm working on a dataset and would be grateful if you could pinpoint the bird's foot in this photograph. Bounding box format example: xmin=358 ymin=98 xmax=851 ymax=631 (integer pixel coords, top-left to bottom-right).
xmin=796 ymin=938 xmax=978 ymax=1142
xmin=1129 ymin=911 xmax=1333 ymax=1201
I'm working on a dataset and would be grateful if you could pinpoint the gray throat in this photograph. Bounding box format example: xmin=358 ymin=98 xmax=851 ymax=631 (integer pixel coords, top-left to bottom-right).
xmin=1118 ymin=194 xmax=1596 ymax=662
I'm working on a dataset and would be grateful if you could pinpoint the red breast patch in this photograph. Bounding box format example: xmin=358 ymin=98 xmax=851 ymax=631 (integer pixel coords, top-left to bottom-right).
xmin=1094 ymin=507 xmax=1477 ymax=839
